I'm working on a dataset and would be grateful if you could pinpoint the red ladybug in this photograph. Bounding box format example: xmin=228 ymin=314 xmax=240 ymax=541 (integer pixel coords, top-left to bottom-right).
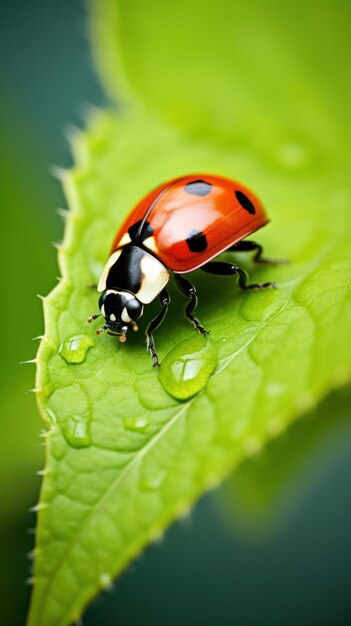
xmin=88 ymin=174 xmax=283 ymax=366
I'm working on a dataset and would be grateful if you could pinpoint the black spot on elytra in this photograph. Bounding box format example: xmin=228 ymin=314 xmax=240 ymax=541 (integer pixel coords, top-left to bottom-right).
xmin=235 ymin=190 xmax=256 ymax=215
xmin=184 ymin=180 xmax=212 ymax=196
xmin=186 ymin=230 xmax=208 ymax=253
xmin=128 ymin=219 xmax=154 ymax=242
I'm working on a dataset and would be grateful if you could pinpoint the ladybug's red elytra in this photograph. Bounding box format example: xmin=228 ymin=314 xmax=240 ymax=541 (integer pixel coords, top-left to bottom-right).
xmin=88 ymin=174 xmax=285 ymax=366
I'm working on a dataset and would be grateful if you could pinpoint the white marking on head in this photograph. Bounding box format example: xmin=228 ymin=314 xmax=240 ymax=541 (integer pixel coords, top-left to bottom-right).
xmin=100 ymin=290 xmax=136 ymax=320
xmin=121 ymin=307 xmax=132 ymax=323
xmin=137 ymin=251 xmax=169 ymax=304
xmin=98 ymin=250 xmax=122 ymax=292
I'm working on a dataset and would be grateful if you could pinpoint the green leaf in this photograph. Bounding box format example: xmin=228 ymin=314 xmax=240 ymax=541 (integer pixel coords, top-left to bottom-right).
xmin=28 ymin=109 xmax=350 ymax=626
xmin=90 ymin=0 xmax=351 ymax=164
xmin=28 ymin=0 xmax=351 ymax=623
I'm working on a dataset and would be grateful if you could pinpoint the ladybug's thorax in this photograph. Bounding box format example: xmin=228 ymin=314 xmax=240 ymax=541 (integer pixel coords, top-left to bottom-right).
xmin=98 ymin=244 xmax=169 ymax=304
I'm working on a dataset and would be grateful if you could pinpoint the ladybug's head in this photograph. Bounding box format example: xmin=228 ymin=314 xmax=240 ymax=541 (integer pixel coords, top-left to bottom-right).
xmin=97 ymin=289 xmax=144 ymax=341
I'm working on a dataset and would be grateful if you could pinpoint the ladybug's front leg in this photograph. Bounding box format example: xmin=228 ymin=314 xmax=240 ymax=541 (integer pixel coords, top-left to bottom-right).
xmin=145 ymin=289 xmax=170 ymax=367
xmin=174 ymin=274 xmax=210 ymax=336
xmin=201 ymin=261 xmax=277 ymax=290
xmin=229 ymin=240 xmax=289 ymax=265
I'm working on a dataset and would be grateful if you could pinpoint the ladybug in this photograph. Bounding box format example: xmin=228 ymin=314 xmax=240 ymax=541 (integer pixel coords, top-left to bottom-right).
xmin=88 ymin=174 xmax=284 ymax=366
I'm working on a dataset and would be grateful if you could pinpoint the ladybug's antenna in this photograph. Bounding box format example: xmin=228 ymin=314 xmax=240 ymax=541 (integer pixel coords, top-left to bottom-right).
xmin=87 ymin=313 xmax=101 ymax=323
xmin=96 ymin=324 xmax=109 ymax=335
xmin=135 ymin=181 xmax=177 ymax=241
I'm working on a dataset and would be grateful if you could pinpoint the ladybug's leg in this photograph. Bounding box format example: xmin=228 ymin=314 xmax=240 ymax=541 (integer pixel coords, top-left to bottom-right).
xmin=201 ymin=261 xmax=277 ymax=290
xmin=174 ymin=274 xmax=210 ymax=336
xmin=229 ymin=241 xmax=288 ymax=265
xmin=145 ymin=289 xmax=170 ymax=367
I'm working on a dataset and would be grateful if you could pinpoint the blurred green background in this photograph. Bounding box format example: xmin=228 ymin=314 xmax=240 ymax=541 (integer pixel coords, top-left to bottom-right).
xmin=1 ymin=1 xmax=351 ymax=625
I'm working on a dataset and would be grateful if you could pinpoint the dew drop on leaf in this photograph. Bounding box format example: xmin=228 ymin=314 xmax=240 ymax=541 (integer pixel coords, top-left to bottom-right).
xmin=99 ymin=573 xmax=112 ymax=590
xmin=278 ymin=142 xmax=308 ymax=168
xmin=58 ymin=334 xmax=94 ymax=364
xmin=62 ymin=416 xmax=91 ymax=448
xmin=123 ymin=416 xmax=150 ymax=432
xmin=159 ymin=336 xmax=218 ymax=400
xmin=139 ymin=469 xmax=166 ymax=491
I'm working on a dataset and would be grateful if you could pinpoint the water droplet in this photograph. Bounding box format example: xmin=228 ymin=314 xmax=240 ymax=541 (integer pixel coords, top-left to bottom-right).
xmin=139 ymin=470 xmax=166 ymax=491
xmin=159 ymin=336 xmax=218 ymax=400
xmin=99 ymin=572 xmax=112 ymax=589
xmin=123 ymin=416 xmax=150 ymax=432
xmin=265 ymin=382 xmax=284 ymax=398
xmin=59 ymin=334 xmax=94 ymax=364
xmin=62 ymin=415 xmax=91 ymax=448
xmin=278 ymin=142 xmax=307 ymax=168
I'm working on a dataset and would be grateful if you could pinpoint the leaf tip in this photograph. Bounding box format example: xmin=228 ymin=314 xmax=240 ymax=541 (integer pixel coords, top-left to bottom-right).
xmin=56 ymin=207 xmax=79 ymax=224
xmin=243 ymin=437 xmax=263 ymax=457
xmin=64 ymin=122 xmax=84 ymax=146
xmin=52 ymin=241 xmax=64 ymax=252
xmin=99 ymin=572 xmax=113 ymax=590
xmin=36 ymin=468 xmax=47 ymax=477
xmin=27 ymin=548 xmax=39 ymax=561
xmin=29 ymin=502 xmax=49 ymax=513
xmin=39 ymin=429 xmax=52 ymax=439
xmin=49 ymin=164 xmax=69 ymax=181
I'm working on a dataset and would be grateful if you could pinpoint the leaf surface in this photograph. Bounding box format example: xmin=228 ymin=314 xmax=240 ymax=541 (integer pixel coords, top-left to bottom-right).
xmin=90 ymin=0 xmax=351 ymax=163
xmin=28 ymin=110 xmax=351 ymax=626
xmin=28 ymin=0 xmax=351 ymax=623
